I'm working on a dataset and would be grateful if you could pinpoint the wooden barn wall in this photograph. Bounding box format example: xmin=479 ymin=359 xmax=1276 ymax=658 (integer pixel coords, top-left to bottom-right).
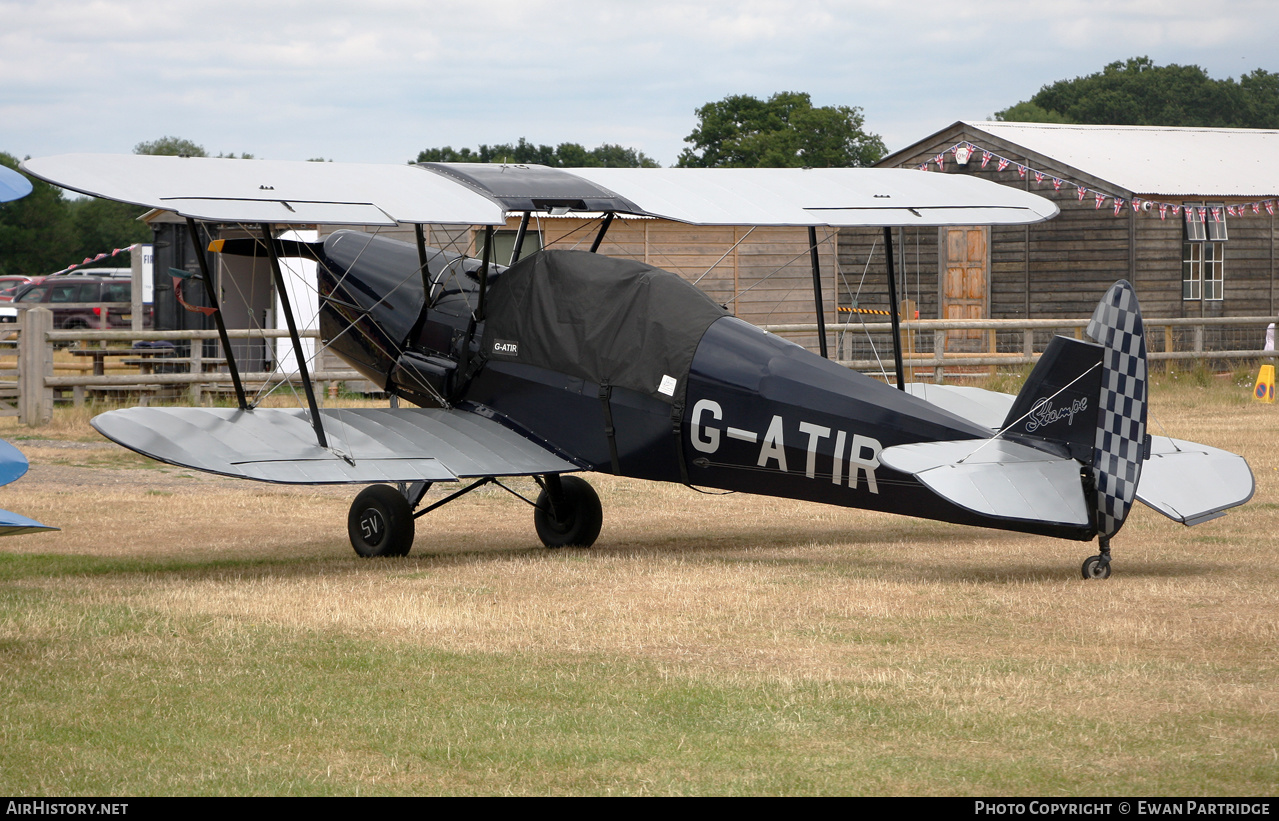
xmin=851 ymin=126 xmax=1279 ymax=321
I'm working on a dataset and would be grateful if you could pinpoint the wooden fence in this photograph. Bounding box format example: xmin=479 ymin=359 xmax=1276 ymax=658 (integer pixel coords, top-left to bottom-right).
xmin=16 ymin=308 xmax=362 ymax=425
xmin=10 ymin=307 xmax=1279 ymax=425
xmin=762 ymin=314 xmax=1279 ymax=382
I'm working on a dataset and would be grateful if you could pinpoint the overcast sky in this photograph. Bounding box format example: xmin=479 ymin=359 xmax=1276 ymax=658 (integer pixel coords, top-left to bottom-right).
xmin=3 ymin=0 xmax=1276 ymax=167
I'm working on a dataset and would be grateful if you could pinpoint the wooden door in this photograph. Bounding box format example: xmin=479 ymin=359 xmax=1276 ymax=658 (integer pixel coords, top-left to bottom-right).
xmin=940 ymin=226 xmax=988 ymax=353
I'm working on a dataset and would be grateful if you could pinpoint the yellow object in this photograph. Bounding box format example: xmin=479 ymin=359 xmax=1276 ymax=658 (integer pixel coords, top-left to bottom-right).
xmin=207 ymin=239 xmax=225 ymax=253
xmin=1254 ymin=364 xmax=1275 ymax=403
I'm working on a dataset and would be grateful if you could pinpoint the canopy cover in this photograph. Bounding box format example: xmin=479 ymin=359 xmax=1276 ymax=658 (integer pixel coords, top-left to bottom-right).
xmin=481 ymin=250 xmax=728 ymax=404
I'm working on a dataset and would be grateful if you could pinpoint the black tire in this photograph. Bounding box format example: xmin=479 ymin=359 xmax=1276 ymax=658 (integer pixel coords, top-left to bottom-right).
xmin=534 ymin=476 xmax=602 ymax=548
xmin=1081 ymin=555 xmax=1112 ymax=580
xmin=348 ymin=484 xmax=414 ymax=557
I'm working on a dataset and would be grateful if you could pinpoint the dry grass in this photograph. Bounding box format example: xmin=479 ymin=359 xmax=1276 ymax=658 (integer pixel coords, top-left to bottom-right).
xmin=0 ymin=379 xmax=1276 ymax=794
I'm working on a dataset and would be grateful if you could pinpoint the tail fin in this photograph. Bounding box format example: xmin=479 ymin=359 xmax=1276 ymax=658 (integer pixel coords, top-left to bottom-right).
xmin=1001 ymin=281 xmax=1148 ymax=538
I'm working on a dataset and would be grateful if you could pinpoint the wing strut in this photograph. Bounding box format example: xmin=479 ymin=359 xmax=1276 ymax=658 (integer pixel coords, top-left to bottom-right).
xmin=186 ymin=217 xmax=248 ymax=411
xmin=260 ymin=222 xmax=327 ymax=449
xmin=510 ymin=211 xmax=531 ymax=265
xmin=884 ymin=226 xmax=906 ymax=391
xmin=414 ymin=224 xmax=431 ymax=298
xmin=807 ymin=226 xmax=828 ymax=359
xmin=589 ymin=212 xmax=615 ymax=253
xmin=476 ymin=225 xmax=492 ymax=320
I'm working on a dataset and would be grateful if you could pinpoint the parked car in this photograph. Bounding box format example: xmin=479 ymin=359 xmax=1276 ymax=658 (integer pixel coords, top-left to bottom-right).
xmin=9 ymin=276 xmax=152 ymax=329
xmin=0 ymin=276 xmax=36 ymax=303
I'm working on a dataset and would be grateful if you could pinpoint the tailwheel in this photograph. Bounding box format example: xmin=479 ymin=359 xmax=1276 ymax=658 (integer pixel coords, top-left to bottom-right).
xmin=348 ymin=484 xmax=414 ymax=557
xmin=534 ymin=475 xmax=602 ymax=548
xmin=1081 ymin=555 xmax=1112 ymax=579
xmin=1081 ymin=538 xmax=1112 ymax=579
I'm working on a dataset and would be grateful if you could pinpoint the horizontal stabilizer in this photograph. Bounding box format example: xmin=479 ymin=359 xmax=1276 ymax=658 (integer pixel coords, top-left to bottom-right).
xmin=880 ymin=440 xmax=1090 ymax=527
xmin=901 ymin=383 xmax=1015 ymax=431
xmin=1136 ymin=437 xmax=1255 ymax=525
xmin=92 ymin=407 xmax=577 ymax=485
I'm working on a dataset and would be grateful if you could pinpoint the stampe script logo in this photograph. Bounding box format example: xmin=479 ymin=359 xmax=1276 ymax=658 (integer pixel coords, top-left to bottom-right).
xmin=492 ymin=339 xmax=519 ymax=356
xmin=1024 ymin=396 xmax=1088 ymax=432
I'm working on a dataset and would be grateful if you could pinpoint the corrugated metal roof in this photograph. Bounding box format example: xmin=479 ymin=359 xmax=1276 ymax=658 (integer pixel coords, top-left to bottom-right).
xmin=965 ymin=121 xmax=1279 ymax=197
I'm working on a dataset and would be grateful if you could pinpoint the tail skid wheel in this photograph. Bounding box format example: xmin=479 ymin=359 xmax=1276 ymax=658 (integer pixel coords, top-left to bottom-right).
xmin=534 ymin=475 xmax=602 ymax=548
xmin=1081 ymin=554 xmax=1112 ymax=580
xmin=348 ymin=484 xmax=415 ymax=557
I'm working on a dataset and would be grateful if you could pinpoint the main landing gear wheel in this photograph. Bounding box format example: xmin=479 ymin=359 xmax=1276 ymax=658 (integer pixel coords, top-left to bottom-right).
xmin=348 ymin=484 xmax=415 ymax=558
xmin=534 ymin=475 xmax=602 ymax=548
xmin=1081 ymin=554 xmax=1112 ymax=580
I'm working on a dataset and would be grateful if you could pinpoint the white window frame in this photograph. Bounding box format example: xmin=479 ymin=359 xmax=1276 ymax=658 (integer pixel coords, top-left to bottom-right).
xmin=1182 ymin=202 xmax=1226 ymax=302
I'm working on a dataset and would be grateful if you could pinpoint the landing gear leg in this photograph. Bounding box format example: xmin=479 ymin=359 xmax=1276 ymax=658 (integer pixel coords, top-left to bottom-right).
xmin=1081 ymin=537 xmax=1112 ymax=580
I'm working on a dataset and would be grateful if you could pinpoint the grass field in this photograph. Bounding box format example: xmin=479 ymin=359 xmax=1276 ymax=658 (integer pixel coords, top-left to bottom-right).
xmin=0 ymin=372 xmax=1274 ymax=795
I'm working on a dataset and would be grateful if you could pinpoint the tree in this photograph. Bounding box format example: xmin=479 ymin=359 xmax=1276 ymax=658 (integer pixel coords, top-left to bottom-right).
xmin=995 ymin=57 xmax=1279 ymax=128
xmin=133 ymin=136 xmax=208 ymax=157
xmin=676 ymin=92 xmax=886 ymax=168
xmin=414 ymin=138 xmax=659 ymax=167
xmin=66 ymin=197 xmax=150 ymax=265
xmin=0 ymin=152 xmax=73 ymax=278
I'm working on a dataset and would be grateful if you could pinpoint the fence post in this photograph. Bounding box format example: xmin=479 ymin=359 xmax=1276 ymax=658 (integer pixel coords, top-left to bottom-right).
xmin=19 ymin=308 xmax=53 ymax=426
xmin=933 ymin=329 xmax=946 ymax=384
xmin=900 ymin=299 xmax=916 ymax=383
xmin=189 ymin=337 xmax=203 ymax=405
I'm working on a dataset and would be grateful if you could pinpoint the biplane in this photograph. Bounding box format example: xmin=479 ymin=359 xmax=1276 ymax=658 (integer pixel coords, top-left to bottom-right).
xmin=19 ymin=154 xmax=1254 ymax=576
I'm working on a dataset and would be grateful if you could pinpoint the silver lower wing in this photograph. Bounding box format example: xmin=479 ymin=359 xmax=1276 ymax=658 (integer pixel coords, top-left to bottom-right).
xmin=92 ymin=407 xmax=577 ymax=484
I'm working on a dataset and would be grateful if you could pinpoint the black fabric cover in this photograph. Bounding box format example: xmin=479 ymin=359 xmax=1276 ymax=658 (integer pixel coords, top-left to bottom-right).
xmin=480 ymin=250 xmax=728 ymax=404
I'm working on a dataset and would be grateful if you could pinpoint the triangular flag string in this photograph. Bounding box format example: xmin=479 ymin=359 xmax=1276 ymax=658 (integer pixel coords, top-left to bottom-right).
xmin=918 ymin=140 xmax=1279 ymax=220
xmin=48 ymin=244 xmax=141 ymax=277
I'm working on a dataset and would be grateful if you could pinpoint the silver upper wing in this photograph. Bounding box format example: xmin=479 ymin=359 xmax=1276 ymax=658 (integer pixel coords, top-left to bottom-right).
xmin=20 ymin=154 xmax=508 ymax=226
xmin=23 ymin=155 xmax=1058 ymax=229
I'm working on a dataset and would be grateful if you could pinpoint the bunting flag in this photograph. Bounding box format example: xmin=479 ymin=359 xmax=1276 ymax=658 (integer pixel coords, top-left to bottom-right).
xmin=1185 ymin=208 xmax=1194 ymax=224
xmin=50 ymin=244 xmax=140 ymax=277
xmin=922 ymin=138 xmax=1279 ymax=222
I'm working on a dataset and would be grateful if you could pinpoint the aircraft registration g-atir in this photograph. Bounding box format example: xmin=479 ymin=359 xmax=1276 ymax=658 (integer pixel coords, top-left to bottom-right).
xmin=20 ymin=154 xmax=1255 ymax=577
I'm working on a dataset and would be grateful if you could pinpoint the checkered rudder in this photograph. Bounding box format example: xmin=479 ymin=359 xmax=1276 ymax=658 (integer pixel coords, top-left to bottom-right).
xmin=1085 ymin=280 xmax=1148 ymax=538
